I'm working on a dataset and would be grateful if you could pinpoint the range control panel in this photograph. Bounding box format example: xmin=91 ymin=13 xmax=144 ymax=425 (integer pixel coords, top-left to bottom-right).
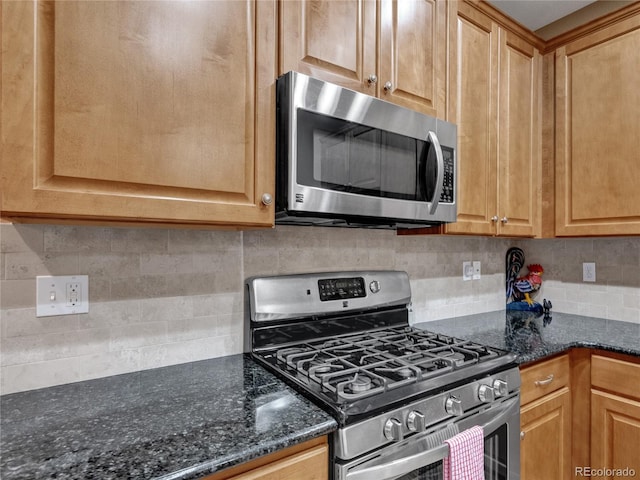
xmin=319 ymin=277 xmax=366 ymax=301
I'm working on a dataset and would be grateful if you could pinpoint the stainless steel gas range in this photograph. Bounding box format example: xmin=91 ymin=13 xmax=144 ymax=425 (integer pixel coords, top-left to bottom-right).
xmin=245 ymin=271 xmax=520 ymax=480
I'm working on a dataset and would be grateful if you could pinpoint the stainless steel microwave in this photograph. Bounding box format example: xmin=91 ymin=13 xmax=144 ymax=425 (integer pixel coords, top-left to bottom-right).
xmin=275 ymin=71 xmax=457 ymax=229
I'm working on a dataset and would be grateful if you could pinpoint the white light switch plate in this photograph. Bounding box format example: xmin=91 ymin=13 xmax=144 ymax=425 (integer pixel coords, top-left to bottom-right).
xmin=36 ymin=275 xmax=89 ymax=317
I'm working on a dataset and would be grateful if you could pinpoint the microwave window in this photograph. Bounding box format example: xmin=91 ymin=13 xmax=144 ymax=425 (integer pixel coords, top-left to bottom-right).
xmin=297 ymin=109 xmax=434 ymax=201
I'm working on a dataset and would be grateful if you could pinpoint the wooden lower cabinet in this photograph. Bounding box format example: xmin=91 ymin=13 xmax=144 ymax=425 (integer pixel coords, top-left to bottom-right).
xmin=521 ymin=387 xmax=572 ymax=480
xmin=520 ymin=355 xmax=572 ymax=480
xmin=590 ymin=354 xmax=640 ymax=478
xmin=202 ymin=437 xmax=329 ymax=480
xmin=591 ymin=391 xmax=640 ymax=477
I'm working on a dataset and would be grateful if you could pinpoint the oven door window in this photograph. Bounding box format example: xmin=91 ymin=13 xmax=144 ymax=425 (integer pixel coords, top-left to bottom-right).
xmin=296 ymin=109 xmax=441 ymax=202
xmin=391 ymin=425 xmax=508 ymax=480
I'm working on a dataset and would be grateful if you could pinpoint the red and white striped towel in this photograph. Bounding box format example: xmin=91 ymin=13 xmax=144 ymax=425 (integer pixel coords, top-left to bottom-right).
xmin=443 ymin=425 xmax=485 ymax=480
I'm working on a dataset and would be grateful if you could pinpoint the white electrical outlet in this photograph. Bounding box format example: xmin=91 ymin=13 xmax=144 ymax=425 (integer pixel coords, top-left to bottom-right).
xmin=473 ymin=261 xmax=481 ymax=280
xmin=583 ymin=263 xmax=596 ymax=282
xmin=463 ymin=261 xmax=473 ymax=281
xmin=36 ymin=275 xmax=89 ymax=317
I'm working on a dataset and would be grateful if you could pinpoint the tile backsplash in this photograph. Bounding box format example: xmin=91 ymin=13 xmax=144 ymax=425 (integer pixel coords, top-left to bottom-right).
xmin=2 ymin=223 xmax=639 ymax=394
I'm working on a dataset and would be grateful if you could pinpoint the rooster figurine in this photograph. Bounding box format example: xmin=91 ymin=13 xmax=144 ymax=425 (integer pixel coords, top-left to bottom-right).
xmin=513 ymin=264 xmax=544 ymax=305
xmin=506 ymin=247 xmax=545 ymax=307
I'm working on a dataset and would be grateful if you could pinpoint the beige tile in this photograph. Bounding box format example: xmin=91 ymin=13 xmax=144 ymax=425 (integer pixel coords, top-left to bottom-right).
xmin=140 ymin=253 xmax=195 ymax=275
xmin=78 ymin=300 xmax=142 ymax=328
xmin=0 ymin=349 xmax=141 ymax=395
xmin=192 ymin=293 xmax=242 ymax=317
xmin=110 ymin=227 xmax=168 ymax=253
xmin=110 ymin=275 xmax=169 ymax=301
xmin=1 ymin=327 xmax=110 ymax=366
xmin=44 ymin=225 xmax=111 ymax=252
xmin=0 ymin=279 xmax=36 ymax=309
xmin=169 ymin=229 xmax=241 ymax=253
xmin=141 ymin=296 xmax=194 ymax=322
xmin=109 ymin=322 xmax=168 ymax=350
xmin=0 ymin=224 xmax=44 ymax=253
xmin=4 ymin=252 xmax=80 ymax=280
xmin=1 ymin=307 xmax=80 ymax=338
xmin=79 ymin=253 xmax=140 ymax=278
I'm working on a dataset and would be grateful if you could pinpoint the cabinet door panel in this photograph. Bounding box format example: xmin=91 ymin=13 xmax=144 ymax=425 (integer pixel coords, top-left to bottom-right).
xmin=520 ymin=387 xmax=572 ymax=480
xmin=280 ymin=0 xmax=376 ymax=93
xmin=379 ymin=0 xmax=446 ymax=117
xmin=591 ymin=390 xmax=640 ymax=476
xmin=556 ymin=14 xmax=640 ymax=235
xmin=1 ymin=0 xmax=275 ymax=227
xmin=445 ymin=3 xmax=498 ymax=235
xmin=498 ymin=31 xmax=540 ymax=237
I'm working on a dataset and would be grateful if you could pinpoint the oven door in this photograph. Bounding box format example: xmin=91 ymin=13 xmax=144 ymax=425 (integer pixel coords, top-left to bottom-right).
xmin=337 ymin=395 xmax=520 ymax=480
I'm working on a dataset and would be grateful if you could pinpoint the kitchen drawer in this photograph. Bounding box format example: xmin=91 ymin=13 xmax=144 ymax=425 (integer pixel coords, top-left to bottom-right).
xmin=520 ymin=354 xmax=570 ymax=405
xmin=591 ymin=354 xmax=640 ymax=400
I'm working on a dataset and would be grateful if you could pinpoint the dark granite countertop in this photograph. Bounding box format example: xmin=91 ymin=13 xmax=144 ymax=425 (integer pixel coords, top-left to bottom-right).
xmin=0 ymin=354 xmax=337 ymax=480
xmin=413 ymin=311 xmax=640 ymax=365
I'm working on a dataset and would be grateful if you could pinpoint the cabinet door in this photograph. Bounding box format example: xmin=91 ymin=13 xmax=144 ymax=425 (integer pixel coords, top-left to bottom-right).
xmin=591 ymin=390 xmax=640 ymax=476
xmin=520 ymin=387 xmax=572 ymax=480
xmin=555 ymin=14 xmax=640 ymax=236
xmin=280 ymin=0 xmax=376 ymax=94
xmin=228 ymin=444 xmax=328 ymax=480
xmin=378 ymin=0 xmax=447 ymax=117
xmin=1 ymin=1 xmax=276 ymax=227
xmin=497 ymin=30 xmax=541 ymax=237
xmin=444 ymin=2 xmax=499 ymax=235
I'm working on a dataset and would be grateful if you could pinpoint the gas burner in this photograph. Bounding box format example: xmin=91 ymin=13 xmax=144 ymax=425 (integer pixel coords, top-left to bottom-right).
xmin=348 ymin=374 xmax=372 ymax=393
xmin=396 ymin=367 xmax=414 ymax=378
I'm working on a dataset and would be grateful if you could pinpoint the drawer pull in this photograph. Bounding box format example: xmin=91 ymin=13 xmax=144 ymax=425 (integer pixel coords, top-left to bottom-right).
xmin=534 ymin=374 xmax=554 ymax=386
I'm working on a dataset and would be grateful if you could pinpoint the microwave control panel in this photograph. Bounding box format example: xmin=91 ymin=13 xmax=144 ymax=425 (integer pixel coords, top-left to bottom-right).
xmin=440 ymin=147 xmax=455 ymax=204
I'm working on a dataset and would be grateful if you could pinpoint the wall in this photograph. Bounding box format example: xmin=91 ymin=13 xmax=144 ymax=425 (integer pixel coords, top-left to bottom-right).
xmin=516 ymin=237 xmax=640 ymax=323
xmin=0 ymin=223 xmax=507 ymax=394
xmin=3 ymin=224 xmax=640 ymax=395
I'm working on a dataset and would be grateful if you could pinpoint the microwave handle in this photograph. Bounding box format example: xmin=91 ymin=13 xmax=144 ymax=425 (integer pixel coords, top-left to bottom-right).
xmin=427 ymin=131 xmax=444 ymax=215
xmin=343 ymin=396 xmax=519 ymax=480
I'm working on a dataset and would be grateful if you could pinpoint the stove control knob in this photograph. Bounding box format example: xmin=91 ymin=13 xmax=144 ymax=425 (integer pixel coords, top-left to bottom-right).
xmin=478 ymin=384 xmax=496 ymax=403
xmin=369 ymin=280 xmax=381 ymax=294
xmin=407 ymin=411 xmax=426 ymax=432
xmin=445 ymin=396 xmax=464 ymax=416
xmin=493 ymin=379 xmax=508 ymax=397
xmin=383 ymin=418 xmax=404 ymax=441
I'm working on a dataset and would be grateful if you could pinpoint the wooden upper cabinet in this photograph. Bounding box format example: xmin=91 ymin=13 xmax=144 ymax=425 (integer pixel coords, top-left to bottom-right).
xmin=445 ymin=2 xmax=541 ymax=237
xmin=497 ymin=31 xmax=541 ymax=237
xmin=444 ymin=2 xmax=498 ymax=236
xmin=1 ymin=1 xmax=276 ymax=227
xmin=280 ymin=0 xmax=447 ymax=118
xmin=555 ymin=12 xmax=640 ymax=236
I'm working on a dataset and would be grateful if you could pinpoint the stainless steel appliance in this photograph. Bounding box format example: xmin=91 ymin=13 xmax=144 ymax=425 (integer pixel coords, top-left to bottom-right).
xmin=276 ymin=72 xmax=457 ymax=229
xmin=245 ymin=271 xmax=521 ymax=480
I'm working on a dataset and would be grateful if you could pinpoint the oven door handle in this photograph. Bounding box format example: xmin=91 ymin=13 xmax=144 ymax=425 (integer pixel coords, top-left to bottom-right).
xmin=343 ymin=396 xmax=519 ymax=480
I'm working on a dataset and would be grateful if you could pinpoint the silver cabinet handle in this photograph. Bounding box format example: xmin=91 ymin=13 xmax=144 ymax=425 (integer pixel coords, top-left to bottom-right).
xmin=534 ymin=374 xmax=554 ymax=386
xmin=501 ymin=217 xmax=509 ymax=224
xmin=261 ymin=193 xmax=273 ymax=206
xmin=384 ymin=81 xmax=393 ymax=91
xmin=521 ymin=431 xmax=526 ymax=440
xmin=368 ymin=74 xmax=378 ymax=85
xmin=491 ymin=215 xmax=499 ymax=222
